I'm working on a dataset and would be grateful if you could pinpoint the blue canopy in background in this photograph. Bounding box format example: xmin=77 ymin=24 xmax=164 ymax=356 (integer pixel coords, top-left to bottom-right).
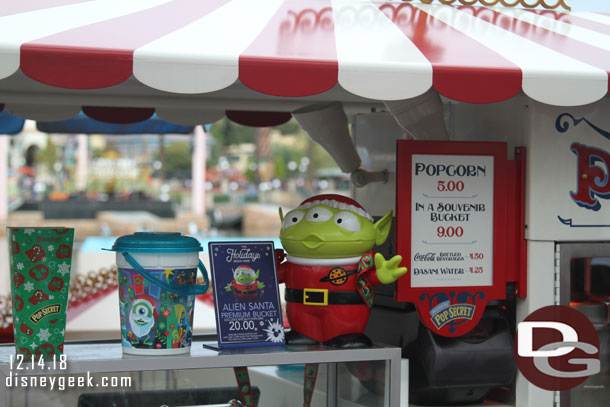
xmin=37 ymin=112 xmax=193 ymax=134
xmin=0 ymin=110 xmax=193 ymax=135
xmin=0 ymin=110 xmax=25 ymax=135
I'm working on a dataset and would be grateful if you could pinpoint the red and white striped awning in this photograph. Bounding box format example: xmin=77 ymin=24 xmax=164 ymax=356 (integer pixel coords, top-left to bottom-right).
xmin=1 ymin=0 xmax=610 ymax=124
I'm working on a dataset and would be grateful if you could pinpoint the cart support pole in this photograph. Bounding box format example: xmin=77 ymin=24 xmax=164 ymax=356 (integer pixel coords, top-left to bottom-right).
xmin=0 ymin=136 xmax=8 ymax=222
xmin=515 ymin=240 xmax=556 ymax=407
xmin=76 ymin=133 xmax=88 ymax=191
xmin=192 ymin=125 xmax=206 ymax=218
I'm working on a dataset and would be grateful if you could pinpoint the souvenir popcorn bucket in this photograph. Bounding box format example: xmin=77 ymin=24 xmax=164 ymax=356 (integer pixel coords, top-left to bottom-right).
xmin=109 ymin=233 xmax=209 ymax=355
xmin=7 ymin=227 xmax=74 ymax=359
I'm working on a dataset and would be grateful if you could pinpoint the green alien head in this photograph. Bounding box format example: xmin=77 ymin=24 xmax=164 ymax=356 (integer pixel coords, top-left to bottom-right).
xmin=233 ymin=265 xmax=259 ymax=284
xmin=279 ymin=194 xmax=392 ymax=259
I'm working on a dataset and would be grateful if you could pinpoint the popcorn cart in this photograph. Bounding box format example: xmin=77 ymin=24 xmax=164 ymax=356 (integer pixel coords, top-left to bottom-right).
xmin=0 ymin=0 xmax=609 ymax=406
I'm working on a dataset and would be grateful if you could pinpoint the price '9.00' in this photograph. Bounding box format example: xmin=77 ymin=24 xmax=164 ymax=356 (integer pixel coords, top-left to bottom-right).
xmin=437 ymin=226 xmax=464 ymax=238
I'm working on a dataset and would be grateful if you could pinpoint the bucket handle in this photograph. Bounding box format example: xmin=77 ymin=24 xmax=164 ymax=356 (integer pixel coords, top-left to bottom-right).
xmin=121 ymin=252 xmax=210 ymax=296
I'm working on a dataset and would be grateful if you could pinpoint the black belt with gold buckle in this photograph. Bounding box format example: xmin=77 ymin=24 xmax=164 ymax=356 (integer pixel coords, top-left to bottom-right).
xmin=234 ymin=288 xmax=257 ymax=295
xmin=285 ymin=288 xmax=364 ymax=306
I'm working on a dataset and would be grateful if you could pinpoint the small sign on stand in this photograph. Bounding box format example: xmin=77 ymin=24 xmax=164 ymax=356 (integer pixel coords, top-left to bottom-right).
xmin=208 ymin=241 xmax=285 ymax=348
xmin=396 ymin=140 xmax=510 ymax=337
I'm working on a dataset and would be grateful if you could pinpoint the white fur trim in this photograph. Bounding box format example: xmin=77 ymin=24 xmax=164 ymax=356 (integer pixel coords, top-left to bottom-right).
xmin=297 ymin=199 xmax=373 ymax=221
xmin=286 ymin=255 xmax=363 ymax=266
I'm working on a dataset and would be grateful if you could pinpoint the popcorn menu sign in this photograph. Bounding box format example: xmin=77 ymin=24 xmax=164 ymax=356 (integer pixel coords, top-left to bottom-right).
xmin=410 ymin=154 xmax=494 ymax=288
xmin=396 ymin=141 xmax=515 ymax=337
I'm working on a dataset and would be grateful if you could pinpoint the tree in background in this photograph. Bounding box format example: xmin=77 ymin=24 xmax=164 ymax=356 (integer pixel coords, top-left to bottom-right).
xmin=208 ymin=119 xmax=256 ymax=166
xmin=271 ymin=133 xmax=337 ymax=174
xmin=208 ymin=118 xmax=304 ymax=166
xmin=207 ymin=117 xmax=340 ymax=195
xmin=36 ymin=138 xmax=59 ymax=174
xmin=163 ymin=141 xmax=192 ymax=179
xmin=274 ymin=156 xmax=286 ymax=181
xmin=275 ymin=120 xmax=301 ymax=135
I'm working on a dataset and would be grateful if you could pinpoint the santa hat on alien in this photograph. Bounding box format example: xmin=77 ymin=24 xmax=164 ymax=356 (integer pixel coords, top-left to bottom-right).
xmin=234 ymin=264 xmax=257 ymax=277
xmin=297 ymin=194 xmax=373 ymax=222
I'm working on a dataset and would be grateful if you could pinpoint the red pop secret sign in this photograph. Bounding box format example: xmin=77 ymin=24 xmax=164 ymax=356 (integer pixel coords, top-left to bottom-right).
xmin=396 ymin=140 xmax=526 ymax=337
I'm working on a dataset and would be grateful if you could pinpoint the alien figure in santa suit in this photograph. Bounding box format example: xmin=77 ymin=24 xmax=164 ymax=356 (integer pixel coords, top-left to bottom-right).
xmin=275 ymin=194 xmax=407 ymax=348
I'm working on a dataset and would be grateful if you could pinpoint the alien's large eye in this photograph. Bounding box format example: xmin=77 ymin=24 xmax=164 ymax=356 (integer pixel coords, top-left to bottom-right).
xmin=334 ymin=212 xmax=361 ymax=232
xmin=135 ymin=305 xmax=148 ymax=316
xmin=283 ymin=210 xmax=304 ymax=229
xmin=306 ymin=207 xmax=332 ymax=223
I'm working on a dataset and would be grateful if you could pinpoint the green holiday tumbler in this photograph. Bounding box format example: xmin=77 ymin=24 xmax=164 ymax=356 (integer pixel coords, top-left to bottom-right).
xmin=7 ymin=227 xmax=74 ymax=359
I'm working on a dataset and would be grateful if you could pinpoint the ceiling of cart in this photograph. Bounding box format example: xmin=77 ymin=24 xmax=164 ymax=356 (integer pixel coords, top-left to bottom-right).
xmin=1 ymin=0 xmax=610 ymax=126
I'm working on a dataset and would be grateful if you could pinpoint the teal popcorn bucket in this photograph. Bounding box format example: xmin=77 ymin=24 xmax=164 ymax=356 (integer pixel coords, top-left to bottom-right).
xmin=109 ymin=233 xmax=210 ymax=355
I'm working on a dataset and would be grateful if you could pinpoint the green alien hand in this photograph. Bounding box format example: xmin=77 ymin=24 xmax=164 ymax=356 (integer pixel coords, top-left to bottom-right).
xmin=374 ymin=253 xmax=407 ymax=285
xmin=225 ymin=283 xmax=232 ymax=292
xmin=257 ymin=281 xmax=265 ymax=289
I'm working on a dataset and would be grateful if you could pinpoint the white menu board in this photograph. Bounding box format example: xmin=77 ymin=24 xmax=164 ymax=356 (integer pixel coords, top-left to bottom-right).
xmin=411 ymin=154 xmax=494 ymax=287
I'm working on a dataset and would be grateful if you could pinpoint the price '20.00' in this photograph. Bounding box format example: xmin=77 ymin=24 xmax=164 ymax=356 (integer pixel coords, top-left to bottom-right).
xmin=228 ymin=320 xmax=256 ymax=331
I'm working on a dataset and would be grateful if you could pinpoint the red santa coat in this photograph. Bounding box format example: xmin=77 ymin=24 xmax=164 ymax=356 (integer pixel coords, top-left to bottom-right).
xmin=230 ymin=280 xmax=258 ymax=301
xmin=277 ymin=251 xmax=381 ymax=342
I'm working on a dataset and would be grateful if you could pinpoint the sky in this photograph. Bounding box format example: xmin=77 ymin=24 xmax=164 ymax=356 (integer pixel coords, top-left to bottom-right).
xmin=571 ymin=0 xmax=610 ymax=12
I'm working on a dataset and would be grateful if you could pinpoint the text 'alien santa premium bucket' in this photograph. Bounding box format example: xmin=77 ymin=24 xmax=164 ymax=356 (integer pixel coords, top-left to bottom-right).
xmin=109 ymin=232 xmax=209 ymax=355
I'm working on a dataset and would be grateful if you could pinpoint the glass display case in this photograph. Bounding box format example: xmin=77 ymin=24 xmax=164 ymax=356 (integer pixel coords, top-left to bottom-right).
xmin=0 ymin=336 xmax=402 ymax=407
xmin=558 ymin=243 xmax=610 ymax=407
